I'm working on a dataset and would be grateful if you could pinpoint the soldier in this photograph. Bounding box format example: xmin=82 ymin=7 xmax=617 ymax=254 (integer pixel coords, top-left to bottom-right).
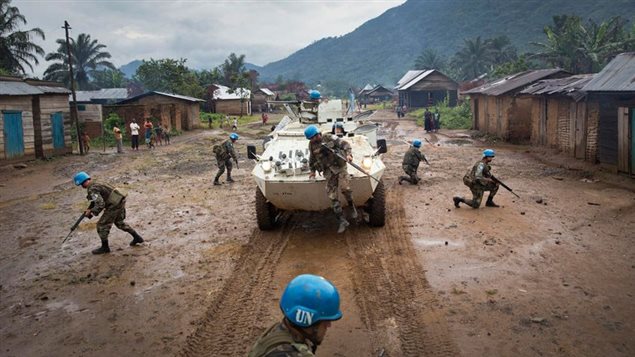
xmin=399 ymin=139 xmax=427 ymax=185
xmin=73 ymin=171 xmax=143 ymax=255
xmin=213 ymin=132 xmax=239 ymax=186
xmin=453 ymin=149 xmax=500 ymax=208
xmin=248 ymin=274 xmax=342 ymax=357
xmin=305 ymin=125 xmax=356 ymax=234
xmin=331 ymin=122 xmax=345 ymax=137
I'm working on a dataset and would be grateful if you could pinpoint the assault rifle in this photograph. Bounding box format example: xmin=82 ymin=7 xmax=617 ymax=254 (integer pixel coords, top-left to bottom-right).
xmin=62 ymin=203 xmax=94 ymax=244
xmin=491 ymin=176 xmax=520 ymax=198
xmin=421 ymin=154 xmax=430 ymax=166
xmin=321 ymin=144 xmax=381 ymax=183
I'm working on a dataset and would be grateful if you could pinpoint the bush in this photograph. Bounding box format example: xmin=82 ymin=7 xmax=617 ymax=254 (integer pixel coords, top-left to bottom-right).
xmin=413 ymin=97 xmax=472 ymax=130
xmin=200 ymin=112 xmax=224 ymax=123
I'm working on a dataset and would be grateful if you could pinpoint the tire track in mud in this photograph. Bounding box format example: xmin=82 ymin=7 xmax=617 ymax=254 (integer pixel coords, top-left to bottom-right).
xmin=181 ymin=217 xmax=294 ymax=356
xmin=346 ymin=188 xmax=458 ymax=356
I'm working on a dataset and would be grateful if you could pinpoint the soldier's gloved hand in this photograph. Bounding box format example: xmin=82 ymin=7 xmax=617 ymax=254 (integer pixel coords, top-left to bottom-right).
xmin=84 ymin=210 xmax=93 ymax=218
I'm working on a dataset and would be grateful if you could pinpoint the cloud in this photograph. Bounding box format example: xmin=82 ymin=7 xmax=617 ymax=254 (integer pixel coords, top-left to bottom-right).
xmin=15 ymin=0 xmax=405 ymax=76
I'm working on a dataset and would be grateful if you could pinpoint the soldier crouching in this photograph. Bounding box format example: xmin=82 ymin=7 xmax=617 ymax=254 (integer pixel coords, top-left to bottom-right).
xmin=453 ymin=149 xmax=500 ymax=208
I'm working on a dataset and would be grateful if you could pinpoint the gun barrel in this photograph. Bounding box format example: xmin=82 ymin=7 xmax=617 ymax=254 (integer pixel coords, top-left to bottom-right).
xmin=321 ymin=144 xmax=381 ymax=183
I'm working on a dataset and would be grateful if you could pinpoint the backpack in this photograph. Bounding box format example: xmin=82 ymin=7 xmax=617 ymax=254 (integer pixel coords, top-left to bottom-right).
xmin=213 ymin=144 xmax=223 ymax=156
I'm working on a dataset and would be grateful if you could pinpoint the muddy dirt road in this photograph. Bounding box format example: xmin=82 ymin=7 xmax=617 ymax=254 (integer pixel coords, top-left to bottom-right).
xmin=1 ymin=111 xmax=633 ymax=356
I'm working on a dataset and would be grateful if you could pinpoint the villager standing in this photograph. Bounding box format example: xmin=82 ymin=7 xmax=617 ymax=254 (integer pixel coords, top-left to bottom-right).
xmin=144 ymin=118 xmax=154 ymax=149
xmin=434 ymin=108 xmax=441 ymax=132
xmin=130 ymin=119 xmax=140 ymax=150
xmin=113 ymin=125 xmax=123 ymax=153
xmin=453 ymin=149 xmax=500 ymax=208
xmin=424 ymin=108 xmax=433 ymax=132
xmin=248 ymin=274 xmax=342 ymax=357
xmin=163 ymin=124 xmax=170 ymax=145
xmin=305 ymin=125 xmax=356 ymax=234
xmin=73 ymin=171 xmax=143 ymax=255
xmin=81 ymin=132 xmax=91 ymax=153
xmin=232 ymin=117 xmax=238 ymax=131
xmin=154 ymin=123 xmax=163 ymax=146
xmin=213 ymin=133 xmax=239 ymax=185
xmin=399 ymin=139 xmax=428 ymax=185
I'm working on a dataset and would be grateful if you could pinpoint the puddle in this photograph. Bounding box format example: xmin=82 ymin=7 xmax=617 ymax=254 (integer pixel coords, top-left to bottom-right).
xmin=442 ymin=139 xmax=472 ymax=146
xmin=413 ymin=238 xmax=464 ymax=248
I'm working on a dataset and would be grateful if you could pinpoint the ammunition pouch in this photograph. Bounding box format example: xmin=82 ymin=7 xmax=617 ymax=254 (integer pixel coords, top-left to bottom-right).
xmin=107 ymin=187 xmax=128 ymax=206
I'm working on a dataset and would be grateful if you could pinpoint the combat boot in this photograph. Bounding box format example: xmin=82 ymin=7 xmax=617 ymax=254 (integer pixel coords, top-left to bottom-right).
xmin=349 ymin=204 xmax=358 ymax=220
xmin=129 ymin=232 xmax=144 ymax=246
xmin=213 ymin=180 xmax=222 ymax=186
xmin=485 ymin=198 xmax=500 ymax=207
xmin=92 ymin=240 xmax=110 ymax=255
xmin=337 ymin=217 xmax=350 ymax=234
xmin=453 ymin=197 xmax=463 ymax=208
xmin=226 ymin=177 xmax=235 ymax=183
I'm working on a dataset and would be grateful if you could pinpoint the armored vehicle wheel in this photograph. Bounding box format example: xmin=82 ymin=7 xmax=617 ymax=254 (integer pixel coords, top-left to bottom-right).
xmin=367 ymin=180 xmax=386 ymax=227
xmin=256 ymin=187 xmax=277 ymax=230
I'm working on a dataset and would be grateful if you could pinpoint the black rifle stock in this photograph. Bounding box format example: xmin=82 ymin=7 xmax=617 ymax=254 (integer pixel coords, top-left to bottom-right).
xmin=321 ymin=143 xmax=381 ymax=183
xmin=491 ymin=176 xmax=520 ymax=198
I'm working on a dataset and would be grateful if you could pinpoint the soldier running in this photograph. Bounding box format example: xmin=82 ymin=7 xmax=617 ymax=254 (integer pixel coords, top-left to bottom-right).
xmin=213 ymin=133 xmax=239 ymax=186
xmin=248 ymin=274 xmax=342 ymax=357
xmin=453 ymin=149 xmax=500 ymax=208
xmin=399 ymin=139 xmax=428 ymax=185
xmin=73 ymin=171 xmax=144 ymax=255
xmin=305 ymin=125 xmax=357 ymax=234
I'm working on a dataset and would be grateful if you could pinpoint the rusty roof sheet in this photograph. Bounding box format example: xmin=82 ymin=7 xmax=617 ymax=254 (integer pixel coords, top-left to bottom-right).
xmin=463 ymin=68 xmax=568 ymax=96
xmin=520 ymin=74 xmax=594 ymax=101
xmin=74 ymin=88 xmax=128 ymax=102
xmin=117 ymin=91 xmax=204 ymax=104
xmin=582 ymin=52 xmax=635 ymax=92
xmin=0 ymin=81 xmax=44 ymax=95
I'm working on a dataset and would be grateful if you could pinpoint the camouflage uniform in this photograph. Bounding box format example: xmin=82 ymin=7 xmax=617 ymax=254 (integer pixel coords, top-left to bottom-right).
xmin=248 ymin=321 xmax=316 ymax=357
xmin=460 ymin=160 xmax=499 ymax=208
xmin=214 ymin=139 xmax=238 ymax=183
xmin=86 ymin=181 xmax=142 ymax=250
xmin=309 ymin=134 xmax=353 ymax=218
xmin=399 ymin=146 xmax=426 ymax=185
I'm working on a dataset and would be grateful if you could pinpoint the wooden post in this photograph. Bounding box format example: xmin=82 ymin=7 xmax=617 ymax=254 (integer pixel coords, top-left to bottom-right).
xmin=63 ymin=21 xmax=83 ymax=155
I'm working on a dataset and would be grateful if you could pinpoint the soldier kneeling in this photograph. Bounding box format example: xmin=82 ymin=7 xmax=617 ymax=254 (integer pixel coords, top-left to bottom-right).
xmin=453 ymin=149 xmax=500 ymax=208
xmin=399 ymin=139 xmax=427 ymax=185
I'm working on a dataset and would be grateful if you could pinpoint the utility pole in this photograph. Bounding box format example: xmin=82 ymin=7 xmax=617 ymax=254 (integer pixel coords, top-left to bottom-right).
xmin=64 ymin=21 xmax=83 ymax=155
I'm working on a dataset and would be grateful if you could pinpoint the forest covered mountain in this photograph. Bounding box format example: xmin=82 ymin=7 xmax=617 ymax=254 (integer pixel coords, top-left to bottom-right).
xmin=257 ymin=0 xmax=635 ymax=87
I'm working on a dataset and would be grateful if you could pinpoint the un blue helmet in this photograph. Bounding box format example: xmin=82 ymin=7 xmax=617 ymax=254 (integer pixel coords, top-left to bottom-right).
xmin=309 ymin=90 xmax=321 ymax=100
xmin=230 ymin=133 xmax=239 ymax=140
xmin=412 ymin=139 xmax=422 ymax=148
xmin=73 ymin=171 xmax=90 ymax=186
xmin=483 ymin=149 xmax=495 ymax=158
xmin=280 ymin=274 xmax=342 ymax=328
xmin=304 ymin=125 xmax=319 ymax=139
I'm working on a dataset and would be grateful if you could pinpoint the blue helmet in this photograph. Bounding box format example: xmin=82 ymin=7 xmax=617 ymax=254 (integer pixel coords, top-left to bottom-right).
xmin=483 ymin=149 xmax=495 ymax=158
xmin=230 ymin=133 xmax=239 ymax=140
xmin=73 ymin=171 xmax=90 ymax=186
xmin=280 ymin=274 xmax=342 ymax=328
xmin=412 ymin=139 xmax=422 ymax=148
xmin=304 ymin=125 xmax=319 ymax=139
xmin=309 ymin=90 xmax=321 ymax=100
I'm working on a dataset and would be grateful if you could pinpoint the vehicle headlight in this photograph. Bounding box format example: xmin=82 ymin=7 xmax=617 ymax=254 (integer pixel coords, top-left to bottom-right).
xmin=261 ymin=160 xmax=272 ymax=172
xmin=361 ymin=156 xmax=373 ymax=170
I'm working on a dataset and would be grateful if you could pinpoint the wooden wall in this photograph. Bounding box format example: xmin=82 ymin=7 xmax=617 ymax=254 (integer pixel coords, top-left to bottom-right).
xmin=508 ymin=97 xmax=532 ymax=142
xmin=0 ymin=95 xmax=35 ymax=160
xmin=39 ymin=94 xmax=72 ymax=156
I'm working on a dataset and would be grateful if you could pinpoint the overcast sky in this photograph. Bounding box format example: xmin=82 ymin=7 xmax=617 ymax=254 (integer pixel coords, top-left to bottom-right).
xmin=15 ymin=0 xmax=406 ymax=77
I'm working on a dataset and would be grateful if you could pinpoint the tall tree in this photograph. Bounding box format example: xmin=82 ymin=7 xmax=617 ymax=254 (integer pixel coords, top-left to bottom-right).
xmin=0 ymin=0 xmax=45 ymax=74
xmin=220 ymin=52 xmax=246 ymax=87
xmin=91 ymin=68 xmax=128 ymax=88
xmin=486 ymin=36 xmax=518 ymax=65
xmin=44 ymin=33 xmax=115 ymax=90
xmin=414 ymin=48 xmax=447 ymax=70
xmin=134 ymin=58 xmax=203 ymax=98
xmin=452 ymin=36 xmax=493 ymax=80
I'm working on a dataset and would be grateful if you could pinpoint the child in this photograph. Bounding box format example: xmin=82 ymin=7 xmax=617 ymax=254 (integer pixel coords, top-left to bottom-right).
xmin=82 ymin=132 xmax=91 ymax=153
xmin=154 ymin=124 xmax=163 ymax=146
xmin=232 ymin=117 xmax=238 ymax=131
xmin=163 ymin=124 xmax=170 ymax=145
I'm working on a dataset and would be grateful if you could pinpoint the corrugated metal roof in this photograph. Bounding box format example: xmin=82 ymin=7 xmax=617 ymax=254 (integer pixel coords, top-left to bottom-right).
xmin=582 ymin=52 xmax=635 ymax=92
xmin=117 ymin=91 xmax=205 ymax=104
xmin=212 ymin=84 xmax=251 ymax=100
xmin=520 ymin=74 xmax=594 ymax=101
xmin=464 ymin=68 xmax=568 ymax=96
xmin=395 ymin=70 xmax=439 ymax=90
xmin=33 ymin=85 xmax=71 ymax=94
xmin=258 ymin=88 xmax=275 ymax=96
xmin=0 ymin=81 xmax=44 ymax=95
xmin=396 ymin=70 xmax=423 ymax=88
xmin=74 ymin=88 xmax=128 ymax=102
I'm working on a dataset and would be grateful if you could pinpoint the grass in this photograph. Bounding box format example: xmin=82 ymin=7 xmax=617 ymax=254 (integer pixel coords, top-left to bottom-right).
xmin=411 ymin=97 xmax=472 ymax=130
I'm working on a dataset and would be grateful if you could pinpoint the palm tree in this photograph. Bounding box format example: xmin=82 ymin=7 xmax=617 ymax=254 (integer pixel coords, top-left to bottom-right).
xmin=486 ymin=36 xmax=517 ymax=66
xmin=453 ymin=36 xmax=493 ymax=80
xmin=576 ymin=17 xmax=635 ymax=73
xmin=414 ymin=48 xmax=446 ymax=70
xmin=44 ymin=33 xmax=115 ymax=90
xmin=0 ymin=0 xmax=45 ymax=74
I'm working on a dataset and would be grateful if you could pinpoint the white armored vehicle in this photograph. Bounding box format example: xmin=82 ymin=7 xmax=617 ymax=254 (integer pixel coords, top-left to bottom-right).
xmin=248 ymin=97 xmax=387 ymax=230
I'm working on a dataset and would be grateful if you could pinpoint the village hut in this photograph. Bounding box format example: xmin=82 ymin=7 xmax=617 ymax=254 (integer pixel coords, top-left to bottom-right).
xmin=0 ymin=76 xmax=72 ymax=161
xmin=395 ymin=70 xmax=458 ymax=108
xmin=73 ymin=88 xmax=129 ymax=138
xmin=463 ymin=69 xmax=569 ymax=142
xmin=252 ymin=87 xmax=275 ymax=113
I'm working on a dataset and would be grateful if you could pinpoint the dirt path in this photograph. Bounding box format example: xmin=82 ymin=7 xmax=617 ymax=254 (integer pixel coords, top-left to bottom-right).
xmin=1 ymin=111 xmax=634 ymax=356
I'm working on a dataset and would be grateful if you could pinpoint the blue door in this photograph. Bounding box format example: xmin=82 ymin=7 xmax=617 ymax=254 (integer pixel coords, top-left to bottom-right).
xmin=3 ymin=111 xmax=25 ymax=159
xmin=51 ymin=112 xmax=65 ymax=149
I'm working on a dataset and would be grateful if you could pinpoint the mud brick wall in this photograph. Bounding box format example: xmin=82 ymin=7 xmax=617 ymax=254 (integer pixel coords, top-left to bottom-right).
xmin=508 ymin=96 xmax=532 ymax=143
xmin=556 ymin=98 xmax=571 ymax=152
xmin=216 ymin=99 xmax=251 ymax=116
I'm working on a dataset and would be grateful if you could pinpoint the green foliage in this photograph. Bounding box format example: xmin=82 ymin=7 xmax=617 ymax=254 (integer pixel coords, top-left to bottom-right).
xmin=200 ymin=112 xmax=224 ymax=123
xmin=94 ymin=113 xmax=125 ymax=146
xmin=414 ymin=48 xmax=447 ymax=71
xmin=413 ymin=97 xmax=472 ymax=130
xmin=44 ymin=33 xmax=115 ymax=90
xmin=0 ymin=0 xmax=45 ymax=74
xmin=134 ymin=58 xmax=203 ymax=98
xmin=91 ymin=68 xmax=128 ymax=88
xmin=490 ymin=54 xmax=540 ymax=78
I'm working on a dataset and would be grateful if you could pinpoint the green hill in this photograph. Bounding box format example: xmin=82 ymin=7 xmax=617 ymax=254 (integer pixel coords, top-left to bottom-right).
xmin=257 ymin=0 xmax=635 ymax=86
